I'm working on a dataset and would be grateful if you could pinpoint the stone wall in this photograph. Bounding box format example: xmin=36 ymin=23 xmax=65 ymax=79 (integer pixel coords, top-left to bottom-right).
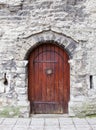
xmin=0 ymin=0 xmax=96 ymax=117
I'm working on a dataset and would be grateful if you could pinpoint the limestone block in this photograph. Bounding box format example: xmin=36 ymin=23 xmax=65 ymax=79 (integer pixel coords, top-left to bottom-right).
xmin=85 ymin=0 xmax=96 ymax=13
xmin=17 ymin=100 xmax=29 ymax=107
xmin=17 ymin=67 xmax=26 ymax=74
xmin=26 ymin=38 xmax=38 ymax=47
xmin=15 ymin=60 xmax=28 ymax=67
xmin=16 ymin=80 xmax=25 ymax=87
xmin=0 ymin=80 xmax=5 ymax=93
xmin=19 ymin=107 xmax=29 ymax=114
xmin=93 ymin=76 xmax=96 ymax=89
xmin=18 ymin=74 xmax=26 ymax=81
xmin=21 ymin=43 xmax=31 ymax=52
xmin=51 ymin=26 xmax=63 ymax=34
xmin=15 ymin=87 xmax=27 ymax=94
xmin=0 ymin=0 xmax=23 ymax=5
xmin=17 ymin=95 xmax=27 ymax=101
xmin=68 ymin=101 xmax=76 ymax=116
xmin=88 ymin=89 xmax=96 ymax=98
xmin=72 ymin=95 xmax=86 ymax=102
xmin=73 ymin=50 xmax=85 ymax=60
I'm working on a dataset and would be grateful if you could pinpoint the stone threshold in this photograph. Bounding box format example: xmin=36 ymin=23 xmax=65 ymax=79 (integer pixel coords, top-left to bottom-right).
xmin=30 ymin=114 xmax=69 ymax=118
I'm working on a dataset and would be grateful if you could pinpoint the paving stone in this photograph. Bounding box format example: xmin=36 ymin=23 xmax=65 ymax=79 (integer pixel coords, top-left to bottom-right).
xmin=0 ymin=118 xmax=4 ymax=124
xmin=91 ymin=125 xmax=96 ymax=130
xmin=0 ymin=125 xmax=13 ymax=130
xmin=2 ymin=118 xmax=17 ymax=125
xmin=28 ymin=126 xmax=44 ymax=130
xmin=30 ymin=118 xmax=44 ymax=126
xmin=60 ymin=125 xmax=76 ymax=130
xmin=13 ymin=126 xmax=29 ymax=130
xmin=16 ymin=118 xmax=31 ymax=126
xmin=44 ymin=126 xmax=60 ymax=130
xmin=45 ymin=118 xmax=59 ymax=126
xmin=86 ymin=118 xmax=96 ymax=125
xmin=76 ymin=128 xmax=92 ymax=130
xmin=75 ymin=125 xmax=92 ymax=130
xmin=73 ymin=118 xmax=88 ymax=125
xmin=59 ymin=118 xmax=73 ymax=125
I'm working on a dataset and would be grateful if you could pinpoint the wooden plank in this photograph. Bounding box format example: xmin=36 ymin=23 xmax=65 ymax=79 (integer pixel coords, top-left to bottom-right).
xmin=28 ymin=49 xmax=35 ymax=101
xmin=54 ymin=45 xmax=59 ymax=112
xmin=58 ymin=47 xmax=64 ymax=113
xmin=42 ymin=45 xmax=47 ymax=102
xmin=38 ymin=45 xmax=43 ymax=112
xmin=34 ymin=48 xmax=39 ymax=101
xmin=37 ymin=45 xmax=43 ymax=101
xmin=63 ymin=51 xmax=70 ymax=112
xmin=49 ymin=45 xmax=55 ymax=112
xmin=46 ymin=45 xmax=51 ymax=102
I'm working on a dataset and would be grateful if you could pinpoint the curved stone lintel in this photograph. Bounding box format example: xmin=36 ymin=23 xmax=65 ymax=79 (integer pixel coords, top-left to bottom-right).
xmin=17 ymin=30 xmax=78 ymax=60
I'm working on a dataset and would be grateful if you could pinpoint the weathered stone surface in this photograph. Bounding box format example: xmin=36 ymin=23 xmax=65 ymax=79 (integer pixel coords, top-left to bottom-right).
xmin=0 ymin=0 xmax=96 ymax=117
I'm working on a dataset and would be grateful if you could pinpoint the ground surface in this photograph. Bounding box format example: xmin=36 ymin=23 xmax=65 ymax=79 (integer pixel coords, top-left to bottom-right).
xmin=0 ymin=115 xmax=96 ymax=130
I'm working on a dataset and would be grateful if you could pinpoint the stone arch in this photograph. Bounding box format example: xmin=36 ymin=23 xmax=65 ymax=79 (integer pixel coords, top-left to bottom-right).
xmin=15 ymin=30 xmax=78 ymax=116
xmin=16 ymin=30 xmax=78 ymax=60
xmin=24 ymin=40 xmax=68 ymax=60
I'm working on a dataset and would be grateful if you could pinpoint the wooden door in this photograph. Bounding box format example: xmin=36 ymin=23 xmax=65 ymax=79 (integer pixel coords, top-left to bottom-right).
xmin=28 ymin=43 xmax=70 ymax=114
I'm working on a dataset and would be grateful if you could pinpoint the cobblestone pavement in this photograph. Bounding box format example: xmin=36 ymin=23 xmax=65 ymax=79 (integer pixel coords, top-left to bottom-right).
xmin=0 ymin=116 xmax=96 ymax=130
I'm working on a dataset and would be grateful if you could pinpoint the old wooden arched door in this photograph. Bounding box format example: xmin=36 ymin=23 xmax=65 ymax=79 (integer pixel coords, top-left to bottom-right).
xmin=28 ymin=43 xmax=70 ymax=114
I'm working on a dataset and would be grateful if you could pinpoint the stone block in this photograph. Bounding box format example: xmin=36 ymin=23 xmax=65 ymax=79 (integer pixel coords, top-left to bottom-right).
xmin=0 ymin=80 xmax=5 ymax=93
xmin=17 ymin=95 xmax=27 ymax=101
xmin=17 ymin=101 xmax=29 ymax=107
xmin=15 ymin=87 xmax=27 ymax=94
xmin=15 ymin=61 xmax=28 ymax=67
xmin=17 ymin=67 xmax=26 ymax=74
xmin=93 ymin=76 xmax=96 ymax=89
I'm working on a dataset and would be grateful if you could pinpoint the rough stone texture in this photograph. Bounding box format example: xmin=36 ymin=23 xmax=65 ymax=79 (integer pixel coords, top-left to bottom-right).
xmin=0 ymin=117 xmax=96 ymax=130
xmin=0 ymin=0 xmax=96 ymax=117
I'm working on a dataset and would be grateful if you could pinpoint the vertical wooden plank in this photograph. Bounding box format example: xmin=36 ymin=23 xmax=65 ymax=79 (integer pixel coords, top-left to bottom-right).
xmin=57 ymin=47 xmax=63 ymax=113
xmin=34 ymin=48 xmax=39 ymax=102
xmin=28 ymin=54 xmax=33 ymax=101
xmin=37 ymin=45 xmax=43 ymax=101
xmin=50 ymin=46 xmax=55 ymax=102
xmin=34 ymin=47 xmax=40 ymax=113
xmin=42 ymin=44 xmax=47 ymax=113
xmin=46 ymin=44 xmax=51 ymax=102
xmin=38 ymin=45 xmax=44 ymax=113
xmin=42 ymin=44 xmax=47 ymax=102
xmin=54 ymin=46 xmax=59 ymax=102
xmin=58 ymin=47 xmax=65 ymax=113
xmin=54 ymin=45 xmax=59 ymax=112
xmin=49 ymin=45 xmax=55 ymax=112
xmin=63 ymin=51 xmax=70 ymax=112
xmin=45 ymin=44 xmax=51 ymax=113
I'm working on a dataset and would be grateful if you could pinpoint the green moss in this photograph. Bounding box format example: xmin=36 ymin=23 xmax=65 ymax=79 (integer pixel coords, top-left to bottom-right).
xmin=0 ymin=106 xmax=20 ymax=117
xmin=86 ymin=114 xmax=96 ymax=118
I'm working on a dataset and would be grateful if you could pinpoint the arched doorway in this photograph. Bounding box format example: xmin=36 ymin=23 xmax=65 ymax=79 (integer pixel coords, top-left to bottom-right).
xmin=28 ymin=43 xmax=70 ymax=114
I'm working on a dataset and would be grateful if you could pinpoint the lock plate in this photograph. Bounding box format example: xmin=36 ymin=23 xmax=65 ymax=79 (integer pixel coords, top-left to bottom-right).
xmin=45 ymin=68 xmax=53 ymax=75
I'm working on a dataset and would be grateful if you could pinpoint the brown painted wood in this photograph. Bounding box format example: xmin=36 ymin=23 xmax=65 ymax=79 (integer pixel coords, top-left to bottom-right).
xmin=28 ymin=43 xmax=70 ymax=114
